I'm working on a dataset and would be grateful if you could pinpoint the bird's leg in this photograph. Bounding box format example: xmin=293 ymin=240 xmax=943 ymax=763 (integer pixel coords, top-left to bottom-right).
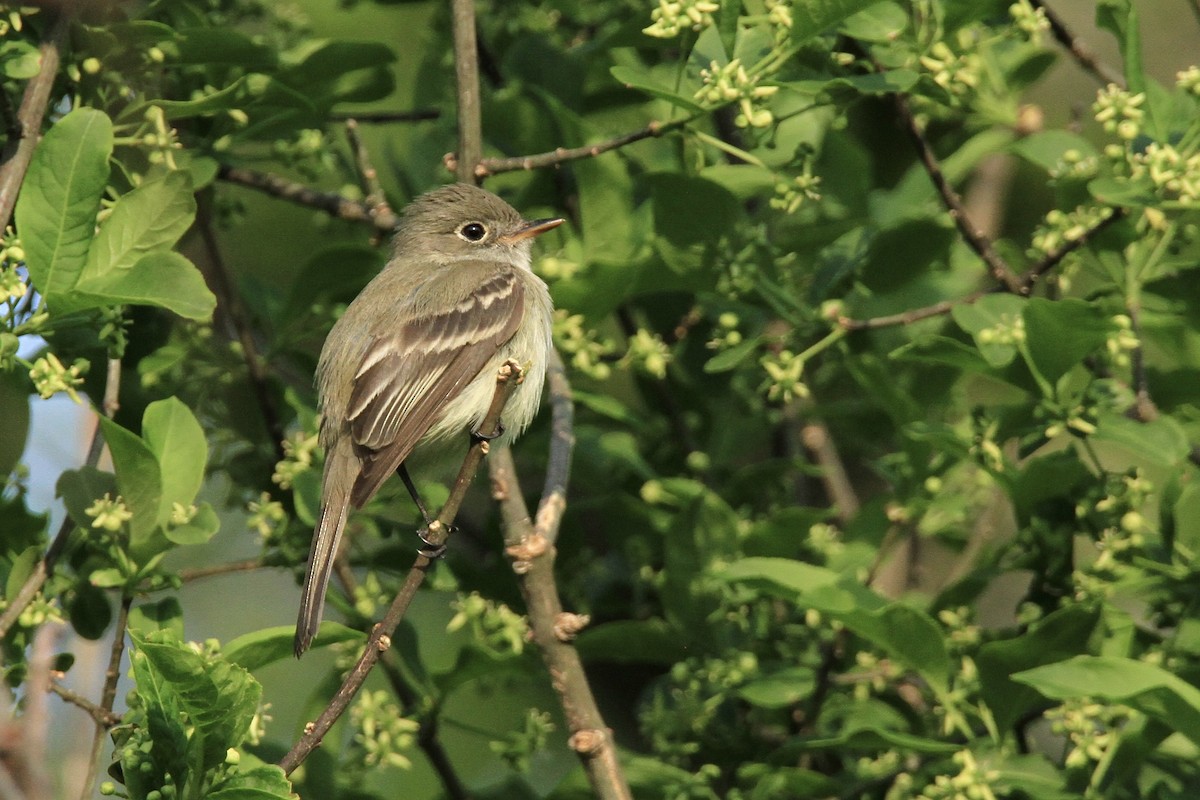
xmin=397 ymin=464 xmax=448 ymax=558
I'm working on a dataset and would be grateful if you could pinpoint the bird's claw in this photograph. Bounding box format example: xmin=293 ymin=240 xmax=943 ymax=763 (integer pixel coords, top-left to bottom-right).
xmin=470 ymin=423 xmax=505 ymax=444
xmin=416 ymin=525 xmax=454 ymax=559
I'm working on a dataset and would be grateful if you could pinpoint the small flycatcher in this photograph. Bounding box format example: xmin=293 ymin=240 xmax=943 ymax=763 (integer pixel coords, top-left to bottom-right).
xmin=294 ymin=183 xmax=562 ymax=657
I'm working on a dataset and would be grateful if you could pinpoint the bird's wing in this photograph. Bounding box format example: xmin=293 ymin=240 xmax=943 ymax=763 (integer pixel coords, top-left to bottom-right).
xmin=345 ymin=267 xmax=524 ymax=507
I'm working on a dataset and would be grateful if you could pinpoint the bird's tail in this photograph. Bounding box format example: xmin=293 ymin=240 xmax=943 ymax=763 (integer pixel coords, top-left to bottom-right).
xmin=294 ymin=441 xmax=355 ymax=657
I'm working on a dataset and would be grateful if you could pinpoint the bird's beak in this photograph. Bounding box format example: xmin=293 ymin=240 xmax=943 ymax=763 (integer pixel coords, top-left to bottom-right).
xmin=499 ymin=217 xmax=564 ymax=244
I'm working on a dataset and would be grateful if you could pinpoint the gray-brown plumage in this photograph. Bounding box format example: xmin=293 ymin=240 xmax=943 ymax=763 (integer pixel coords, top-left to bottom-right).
xmin=295 ymin=183 xmax=560 ymax=657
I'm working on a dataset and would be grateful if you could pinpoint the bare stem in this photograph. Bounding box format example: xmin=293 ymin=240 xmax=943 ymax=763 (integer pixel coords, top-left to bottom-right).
xmin=177 ymin=557 xmax=268 ymax=583
xmin=894 ymin=93 xmax=1022 ymax=293
xmin=331 ymin=109 xmax=441 ymax=123
xmin=1017 ymin=207 xmax=1124 ymax=293
xmin=0 ymin=357 xmax=122 ymax=641
xmin=447 ymin=118 xmax=690 ymax=178
xmin=79 ymin=594 xmax=131 ymax=800
xmin=216 ymin=163 xmax=400 ymax=233
xmin=450 ymin=0 xmax=484 ymax=183
xmin=0 ymin=7 xmax=71 ymax=232
xmin=1030 ymin=0 xmax=1126 ymax=88
xmin=49 ymin=682 xmax=122 ymax=728
xmin=490 ymin=448 xmax=631 ymax=800
xmin=278 ymin=363 xmax=522 ymax=775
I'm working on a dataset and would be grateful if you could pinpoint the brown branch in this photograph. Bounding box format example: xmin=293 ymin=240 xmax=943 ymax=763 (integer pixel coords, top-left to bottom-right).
xmin=345 ymin=119 xmax=389 ymax=218
xmin=0 ymin=357 xmax=121 ymax=642
xmin=1017 ymin=207 xmax=1124 ymax=293
xmin=839 ymin=291 xmax=991 ymax=331
xmin=79 ymin=594 xmax=131 ymax=800
xmin=450 ymin=0 xmax=484 ymax=184
xmin=894 ymin=94 xmax=1023 ymax=293
xmin=17 ymin=623 xmax=58 ymax=800
xmin=1030 ymin=0 xmax=1125 ymax=88
xmin=216 ymin=163 xmax=400 ymax=233
xmin=489 ymin=448 xmax=631 ymax=800
xmin=1127 ymin=303 xmax=1158 ymax=422
xmin=0 ymin=7 xmax=71 ymax=233
xmin=278 ymin=362 xmax=522 ymax=775
xmin=537 ymin=349 xmax=574 ymax=546
xmin=331 ymin=109 xmax=441 ymax=123
xmin=177 ymin=557 xmax=268 ymax=583
xmin=195 ymin=194 xmax=287 ymax=463
xmin=448 ymin=118 xmax=689 ymax=179
xmin=48 ymin=682 xmax=121 ymax=728
xmin=800 ymin=421 xmax=859 ymax=524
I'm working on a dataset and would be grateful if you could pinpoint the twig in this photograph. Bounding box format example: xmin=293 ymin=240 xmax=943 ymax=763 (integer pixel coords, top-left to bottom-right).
xmin=278 ymin=362 xmax=522 ymax=775
xmin=216 ymin=163 xmax=400 ymax=233
xmin=799 ymin=421 xmax=859 ymax=524
xmin=447 ymin=119 xmax=689 ymax=178
xmin=177 ymin=557 xmax=268 ymax=583
xmin=1030 ymin=0 xmax=1126 ymax=88
xmin=0 ymin=357 xmax=122 ymax=642
xmin=48 ymin=682 xmax=122 ymax=728
xmin=449 ymin=0 xmax=484 ymax=183
xmin=79 ymin=594 xmax=131 ymax=800
xmin=331 ymin=109 xmax=441 ymax=123
xmin=894 ymin=94 xmax=1023 ymax=293
xmin=378 ymin=658 xmax=470 ymax=800
xmin=1017 ymin=207 xmax=1124 ymax=292
xmin=489 ymin=449 xmax=631 ymax=800
xmin=1127 ymin=303 xmax=1157 ymax=422
xmin=0 ymin=7 xmax=71 ymax=233
xmin=537 ymin=349 xmax=574 ymax=546
xmin=18 ymin=623 xmax=58 ymax=800
xmin=345 ymin=119 xmax=389 ymax=217
xmin=615 ymin=306 xmax=697 ymax=454
xmin=1190 ymin=0 xmax=1200 ymax=28
xmin=838 ymin=291 xmax=990 ymax=331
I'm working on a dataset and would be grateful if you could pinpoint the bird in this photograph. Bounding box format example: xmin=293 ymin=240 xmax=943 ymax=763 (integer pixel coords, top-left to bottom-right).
xmin=294 ymin=183 xmax=562 ymax=657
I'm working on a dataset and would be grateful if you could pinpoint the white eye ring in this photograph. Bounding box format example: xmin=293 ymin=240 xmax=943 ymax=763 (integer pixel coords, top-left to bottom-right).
xmin=458 ymin=222 xmax=488 ymax=242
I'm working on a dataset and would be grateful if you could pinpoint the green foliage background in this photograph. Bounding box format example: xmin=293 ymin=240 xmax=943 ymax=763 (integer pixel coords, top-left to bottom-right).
xmin=3 ymin=0 xmax=1200 ymax=798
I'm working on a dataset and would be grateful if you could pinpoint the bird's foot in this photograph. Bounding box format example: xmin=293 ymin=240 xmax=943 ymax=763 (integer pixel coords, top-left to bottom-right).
xmin=470 ymin=422 xmax=505 ymax=445
xmin=416 ymin=524 xmax=455 ymax=559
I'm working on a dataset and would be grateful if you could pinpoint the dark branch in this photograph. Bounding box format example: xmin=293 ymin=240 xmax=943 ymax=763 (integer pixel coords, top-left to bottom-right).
xmin=216 ymin=163 xmax=400 ymax=233
xmin=1030 ymin=0 xmax=1126 ymax=88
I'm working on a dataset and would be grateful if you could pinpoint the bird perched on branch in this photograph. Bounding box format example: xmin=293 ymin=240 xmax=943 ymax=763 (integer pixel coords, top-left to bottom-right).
xmin=294 ymin=183 xmax=562 ymax=657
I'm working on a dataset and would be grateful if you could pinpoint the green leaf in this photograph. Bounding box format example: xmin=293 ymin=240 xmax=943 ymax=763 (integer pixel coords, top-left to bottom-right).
xmin=1022 ymin=297 xmax=1113 ymax=384
xmin=1091 ymin=412 xmax=1192 ymax=467
xmin=56 ymin=466 xmax=118 ymax=531
xmin=15 ymin=107 xmax=113 ymax=302
xmin=67 ymin=582 xmax=112 ymax=640
xmin=609 ymin=66 xmax=703 ymax=112
xmin=5 ymin=545 xmax=41 ymax=601
xmin=976 ymin=605 xmax=1102 ymax=732
xmin=951 ymin=294 xmax=1027 ymax=367
xmin=890 ymin=335 xmax=994 ymax=373
xmin=161 ymin=28 xmax=277 ymax=69
xmin=80 ymin=171 xmax=196 ymax=282
xmin=73 ymin=250 xmax=217 ymax=320
xmin=1014 ymin=655 xmax=1200 ymax=747
xmin=97 ymin=417 xmax=162 ymax=551
xmin=704 ymin=336 xmax=763 ymax=373
xmin=0 ymin=368 xmax=31 ymax=478
xmin=207 ymin=765 xmax=293 ymax=800
xmin=793 ymin=0 xmax=884 ymax=43
xmin=802 ymin=725 xmax=960 ymax=754
xmin=164 ymin=502 xmax=219 ymax=545
xmin=142 ymin=397 xmax=208 ymax=525
xmin=1010 ymin=131 xmax=1099 ymax=173
xmin=575 ymin=619 xmax=688 ymax=665
xmin=1088 ymin=175 xmax=1158 ymax=207
xmin=737 ymin=667 xmax=815 ymax=709
xmin=128 ymin=597 xmax=185 ymax=640
xmin=131 ymin=629 xmax=263 ymax=772
xmin=224 ymin=623 xmax=363 ymax=672
xmin=1096 ymin=0 xmax=1147 ymax=105
xmin=0 ymin=40 xmax=41 ymax=79
xmin=839 ymin=2 xmax=908 ymax=41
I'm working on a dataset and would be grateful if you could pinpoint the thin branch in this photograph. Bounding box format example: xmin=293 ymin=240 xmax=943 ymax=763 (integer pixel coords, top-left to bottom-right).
xmin=0 ymin=357 xmax=122 ymax=641
xmin=450 ymin=0 xmax=484 ymax=183
xmin=894 ymin=93 xmax=1023 ymax=293
xmin=0 ymin=7 xmax=71 ymax=233
xmin=378 ymin=658 xmax=470 ymax=800
xmin=195 ymin=194 xmax=287 ymax=463
xmin=18 ymin=623 xmax=58 ymax=800
xmin=615 ymin=305 xmax=698 ymax=454
xmin=79 ymin=594 xmax=131 ymax=800
xmin=489 ymin=448 xmax=631 ymax=800
xmin=345 ymin=119 xmax=389 ymax=217
xmin=799 ymin=421 xmax=859 ymax=524
xmin=838 ymin=290 xmax=991 ymax=331
xmin=537 ymin=349 xmax=574 ymax=546
xmin=48 ymin=682 xmax=122 ymax=728
xmin=177 ymin=557 xmax=268 ymax=583
xmin=1030 ymin=0 xmax=1126 ymax=88
xmin=216 ymin=163 xmax=400 ymax=233
xmin=1017 ymin=207 xmax=1125 ymax=292
xmin=448 ymin=118 xmax=689 ymax=178
xmin=1127 ymin=303 xmax=1158 ymax=422
xmin=278 ymin=362 xmax=522 ymax=775
xmin=330 ymin=109 xmax=441 ymax=123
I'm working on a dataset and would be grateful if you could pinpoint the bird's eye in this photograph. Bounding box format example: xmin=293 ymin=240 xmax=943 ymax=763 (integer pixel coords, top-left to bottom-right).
xmin=458 ymin=222 xmax=488 ymax=242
